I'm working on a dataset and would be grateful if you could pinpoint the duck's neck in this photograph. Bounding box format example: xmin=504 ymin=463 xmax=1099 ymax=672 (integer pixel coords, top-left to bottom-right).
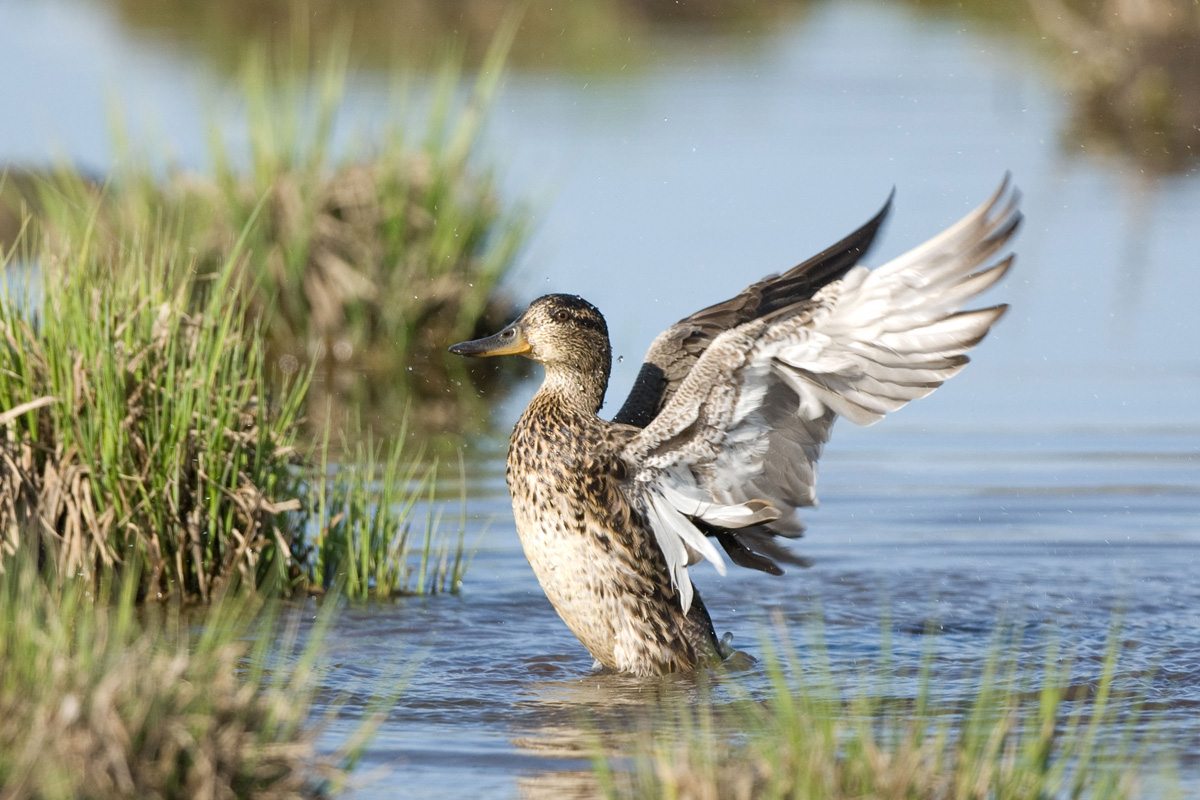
xmin=535 ymin=360 xmax=610 ymax=417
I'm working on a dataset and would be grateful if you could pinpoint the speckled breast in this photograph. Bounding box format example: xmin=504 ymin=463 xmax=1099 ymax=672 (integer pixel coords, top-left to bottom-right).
xmin=504 ymin=403 xmax=703 ymax=675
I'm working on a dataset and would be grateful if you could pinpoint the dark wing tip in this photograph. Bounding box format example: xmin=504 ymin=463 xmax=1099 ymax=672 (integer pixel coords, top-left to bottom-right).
xmin=781 ymin=184 xmax=894 ymax=280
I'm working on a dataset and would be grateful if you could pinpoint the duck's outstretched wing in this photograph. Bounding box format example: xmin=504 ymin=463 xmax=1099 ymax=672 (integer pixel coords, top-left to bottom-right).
xmin=623 ymin=177 xmax=1020 ymax=613
xmin=612 ymin=192 xmax=893 ymax=429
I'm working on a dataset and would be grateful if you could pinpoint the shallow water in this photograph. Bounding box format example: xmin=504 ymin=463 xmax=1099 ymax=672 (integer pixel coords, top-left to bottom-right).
xmin=3 ymin=0 xmax=1199 ymax=796
xmin=307 ymin=424 xmax=1199 ymax=797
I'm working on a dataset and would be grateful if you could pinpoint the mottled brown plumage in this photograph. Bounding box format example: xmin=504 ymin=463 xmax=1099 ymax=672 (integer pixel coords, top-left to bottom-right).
xmin=450 ymin=178 xmax=1020 ymax=677
xmin=455 ymin=294 xmax=722 ymax=672
xmin=508 ymin=382 xmax=722 ymax=672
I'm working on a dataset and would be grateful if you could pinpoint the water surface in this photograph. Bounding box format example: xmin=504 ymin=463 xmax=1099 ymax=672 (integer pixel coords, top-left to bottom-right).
xmin=313 ymin=425 xmax=1199 ymax=798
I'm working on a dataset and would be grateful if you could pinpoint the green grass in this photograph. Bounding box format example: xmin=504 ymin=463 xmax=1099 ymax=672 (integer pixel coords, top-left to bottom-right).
xmin=602 ymin=621 xmax=1172 ymax=800
xmin=307 ymin=419 xmax=469 ymax=600
xmin=0 ymin=18 xmax=518 ymax=599
xmin=0 ymin=184 xmax=456 ymax=795
xmin=0 ymin=173 xmax=477 ymax=603
xmin=0 ymin=28 xmax=499 ymax=788
xmin=0 ymin=553 xmax=343 ymax=800
xmin=0 ymin=197 xmax=309 ymax=601
xmin=3 ymin=24 xmax=531 ymax=448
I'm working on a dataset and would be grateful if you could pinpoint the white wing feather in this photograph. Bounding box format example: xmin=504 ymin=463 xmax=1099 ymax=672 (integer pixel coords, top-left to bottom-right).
xmin=625 ymin=177 xmax=1020 ymax=609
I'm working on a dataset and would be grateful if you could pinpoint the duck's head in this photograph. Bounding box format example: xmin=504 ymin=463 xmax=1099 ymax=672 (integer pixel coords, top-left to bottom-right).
xmin=450 ymin=294 xmax=612 ymax=406
xmin=450 ymin=293 xmax=609 ymax=365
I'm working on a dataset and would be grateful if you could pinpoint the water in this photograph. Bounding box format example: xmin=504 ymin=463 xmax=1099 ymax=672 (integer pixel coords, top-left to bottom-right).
xmin=303 ymin=424 xmax=1198 ymax=797
xmin=3 ymin=1 xmax=1199 ymax=796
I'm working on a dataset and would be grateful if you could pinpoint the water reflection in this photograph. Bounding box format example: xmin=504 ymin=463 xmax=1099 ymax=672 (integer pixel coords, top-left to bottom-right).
xmin=303 ymin=345 xmax=529 ymax=453
xmin=1034 ymin=0 xmax=1200 ymax=175
xmin=899 ymin=0 xmax=1200 ymax=173
xmin=299 ymin=425 xmax=1200 ymax=797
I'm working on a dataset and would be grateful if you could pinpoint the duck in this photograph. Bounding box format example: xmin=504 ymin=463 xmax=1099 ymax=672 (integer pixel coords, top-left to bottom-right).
xmin=450 ymin=177 xmax=1020 ymax=677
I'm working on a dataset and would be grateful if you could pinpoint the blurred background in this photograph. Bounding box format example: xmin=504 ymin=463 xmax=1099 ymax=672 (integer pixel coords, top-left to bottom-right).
xmin=2 ymin=0 xmax=1198 ymax=435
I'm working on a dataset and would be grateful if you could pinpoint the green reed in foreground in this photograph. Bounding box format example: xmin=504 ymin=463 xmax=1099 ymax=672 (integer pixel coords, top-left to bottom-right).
xmin=0 ymin=211 xmax=432 ymax=791
xmin=0 ymin=554 xmax=343 ymax=800
xmin=0 ymin=210 xmax=309 ymax=601
xmin=603 ymin=623 xmax=1171 ymax=800
xmin=308 ymin=420 xmax=468 ymax=599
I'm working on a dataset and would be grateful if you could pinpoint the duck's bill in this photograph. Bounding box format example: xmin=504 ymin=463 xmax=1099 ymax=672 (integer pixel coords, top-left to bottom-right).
xmin=448 ymin=323 xmax=531 ymax=357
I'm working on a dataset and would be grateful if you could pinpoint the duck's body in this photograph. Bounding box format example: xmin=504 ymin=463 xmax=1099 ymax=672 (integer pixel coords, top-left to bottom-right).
xmin=452 ymin=178 xmax=1021 ymax=677
xmin=506 ymin=352 xmax=722 ymax=673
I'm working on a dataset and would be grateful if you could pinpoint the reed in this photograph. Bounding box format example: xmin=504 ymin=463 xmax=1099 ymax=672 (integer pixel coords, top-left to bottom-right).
xmin=0 ymin=201 xmax=309 ymax=601
xmin=307 ymin=419 xmax=468 ymax=600
xmin=604 ymin=621 xmax=1168 ymax=800
xmin=0 ymin=185 xmax=472 ymax=602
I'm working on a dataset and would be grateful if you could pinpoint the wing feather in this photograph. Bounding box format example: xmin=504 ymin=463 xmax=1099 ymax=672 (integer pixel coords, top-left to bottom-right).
xmin=612 ymin=191 xmax=894 ymax=428
xmin=626 ymin=177 xmax=1020 ymax=606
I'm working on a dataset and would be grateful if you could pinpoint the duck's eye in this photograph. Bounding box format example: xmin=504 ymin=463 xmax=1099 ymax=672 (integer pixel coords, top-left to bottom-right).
xmin=553 ymin=309 xmax=570 ymax=322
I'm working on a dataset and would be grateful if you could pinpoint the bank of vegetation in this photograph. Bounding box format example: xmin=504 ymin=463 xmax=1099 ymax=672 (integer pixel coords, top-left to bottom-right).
xmin=0 ymin=26 xmax=521 ymax=798
xmin=0 ymin=555 xmax=350 ymax=800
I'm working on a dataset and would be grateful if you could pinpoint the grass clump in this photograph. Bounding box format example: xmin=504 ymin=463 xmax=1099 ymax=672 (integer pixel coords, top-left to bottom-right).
xmin=0 ymin=555 xmax=338 ymax=800
xmin=307 ymin=422 xmax=468 ymax=600
xmin=0 ymin=211 xmax=308 ymax=602
xmin=0 ymin=187 xmax=474 ymax=603
xmin=26 ymin=20 xmax=526 ymax=376
xmin=607 ymin=623 xmax=1165 ymax=800
xmin=217 ymin=25 xmax=526 ymax=367
xmin=0 ymin=205 xmax=446 ymax=796
xmin=0 ymin=25 xmax=506 ymax=797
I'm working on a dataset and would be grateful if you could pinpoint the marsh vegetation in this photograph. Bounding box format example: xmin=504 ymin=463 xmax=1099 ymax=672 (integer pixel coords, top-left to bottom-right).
xmin=0 ymin=25 xmax=520 ymax=797
xmin=0 ymin=555 xmax=345 ymax=800
xmin=605 ymin=624 xmax=1159 ymax=800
